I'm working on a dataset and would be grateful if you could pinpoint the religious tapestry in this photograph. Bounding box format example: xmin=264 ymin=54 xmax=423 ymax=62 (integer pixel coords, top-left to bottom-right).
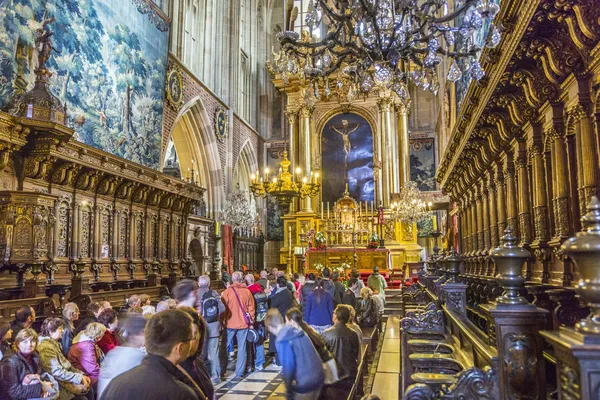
xmin=410 ymin=137 xmax=436 ymax=191
xmin=321 ymin=113 xmax=375 ymax=203
xmin=0 ymin=0 xmax=169 ymax=169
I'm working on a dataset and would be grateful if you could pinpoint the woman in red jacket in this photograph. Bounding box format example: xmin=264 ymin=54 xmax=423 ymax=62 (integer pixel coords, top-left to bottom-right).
xmin=97 ymin=309 xmax=120 ymax=355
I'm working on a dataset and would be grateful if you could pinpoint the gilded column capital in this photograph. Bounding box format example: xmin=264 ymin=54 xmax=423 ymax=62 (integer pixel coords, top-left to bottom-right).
xmin=377 ymin=96 xmax=394 ymax=112
xmin=298 ymin=105 xmax=314 ymax=118
xmin=546 ymin=126 xmax=564 ymax=141
xmin=528 ymin=143 xmax=543 ymax=158
xmin=394 ymin=99 xmax=411 ymax=115
xmin=285 ymin=111 xmax=298 ymax=125
xmin=568 ymin=103 xmax=588 ymax=121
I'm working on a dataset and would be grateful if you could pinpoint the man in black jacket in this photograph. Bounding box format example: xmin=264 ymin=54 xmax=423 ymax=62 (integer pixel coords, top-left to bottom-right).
xmin=322 ymin=305 xmax=360 ymax=382
xmin=100 ymin=309 xmax=200 ymax=400
xmin=342 ymin=278 xmax=358 ymax=311
xmin=10 ymin=306 xmax=35 ymax=339
xmin=321 ymin=268 xmax=337 ymax=304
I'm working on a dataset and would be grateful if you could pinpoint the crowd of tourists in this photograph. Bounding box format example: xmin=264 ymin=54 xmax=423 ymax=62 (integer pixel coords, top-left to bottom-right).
xmin=0 ymin=266 xmax=388 ymax=400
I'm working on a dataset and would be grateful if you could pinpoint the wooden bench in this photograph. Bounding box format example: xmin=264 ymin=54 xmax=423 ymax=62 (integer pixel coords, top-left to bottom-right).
xmin=346 ymin=344 xmax=370 ymax=400
xmin=70 ymin=286 xmax=168 ymax=317
xmin=0 ymin=296 xmax=58 ymax=327
xmin=361 ymin=326 xmax=379 ymax=359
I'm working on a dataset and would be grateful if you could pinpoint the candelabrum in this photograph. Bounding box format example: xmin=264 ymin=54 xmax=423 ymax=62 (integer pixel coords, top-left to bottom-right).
xmin=562 ymin=196 xmax=600 ymax=334
xmin=268 ymin=0 xmax=501 ymax=105
xmin=249 ymin=150 xmax=320 ymax=212
xmin=490 ymin=227 xmax=531 ymax=306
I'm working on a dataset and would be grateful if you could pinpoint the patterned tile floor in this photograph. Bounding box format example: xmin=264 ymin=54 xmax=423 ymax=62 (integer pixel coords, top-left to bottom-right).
xmin=215 ymin=358 xmax=285 ymax=399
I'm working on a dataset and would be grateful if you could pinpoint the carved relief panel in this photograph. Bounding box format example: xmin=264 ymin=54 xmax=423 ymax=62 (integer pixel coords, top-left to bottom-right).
xmin=118 ymin=211 xmax=128 ymax=259
xmin=79 ymin=204 xmax=91 ymax=259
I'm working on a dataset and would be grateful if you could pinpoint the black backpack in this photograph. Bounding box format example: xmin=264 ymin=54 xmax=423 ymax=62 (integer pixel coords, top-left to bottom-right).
xmin=200 ymin=290 xmax=219 ymax=323
xmin=253 ymin=291 xmax=269 ymax=322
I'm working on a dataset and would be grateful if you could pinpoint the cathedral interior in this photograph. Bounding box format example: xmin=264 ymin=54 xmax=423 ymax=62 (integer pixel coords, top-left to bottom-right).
xmin=0 ymin=0 xmax=599 ymax=399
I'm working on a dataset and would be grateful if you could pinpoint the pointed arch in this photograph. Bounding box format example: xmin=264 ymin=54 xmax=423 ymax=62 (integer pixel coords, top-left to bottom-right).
xmin=166 ymin=95 xmax=225 ymax=213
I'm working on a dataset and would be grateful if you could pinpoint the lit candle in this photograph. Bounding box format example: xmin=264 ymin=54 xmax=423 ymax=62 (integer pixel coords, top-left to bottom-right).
xmin=265 ymin=167 xmax=269 ymax=181
xmin=315 ymin=172 xmax=319 ymax=184
xmin=433 ymin=213 xmax=438 ymax=231
xmin=251 ymin=173 xmax=256 ymax=184
xmin=327 ymin=202 xmax=330 ymax=220
xmin=321 ymin=202 xmax=324 ymax=220
xmin=215 ymin=222 xmax=219 ymax=235
xmin=310 ymin=171 xmax=314 ymax=183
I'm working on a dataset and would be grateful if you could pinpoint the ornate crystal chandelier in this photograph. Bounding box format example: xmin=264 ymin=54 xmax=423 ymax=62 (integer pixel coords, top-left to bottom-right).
xmin=390 ymin=181 xmax=432 ymax=224
xmin=249 ymin=150 xmax=320 ymax=212
xmin=268 ymin=0 xmax=500 ymax=102
xmin=221 ymin=184 xmax=255 ymax=229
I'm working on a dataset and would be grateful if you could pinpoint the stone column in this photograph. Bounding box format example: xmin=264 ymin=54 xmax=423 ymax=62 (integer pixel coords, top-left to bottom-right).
xmin=395 ymin=100 xmax=411 ymax=189
xmin=487 ymin=170 xmax=499 ymax=249
xmin=496 ymin=164 xmax=507 ymax=239
xmin=298 ymin=105 xmax=313 ymax=212
xmin=514 ymin=141 xmax=533 ymax=246
xmin=379 ymin=96 xmax=395 ymax=205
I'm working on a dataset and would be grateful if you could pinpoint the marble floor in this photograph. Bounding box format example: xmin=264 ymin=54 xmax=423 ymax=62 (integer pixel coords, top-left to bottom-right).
xmin=214 ymin=360 xmax=285 ymax=399
xmin=217 ymin=317 xmax=401 ymax=399
xmin=369 ymin=316 xmax=401 ymax=399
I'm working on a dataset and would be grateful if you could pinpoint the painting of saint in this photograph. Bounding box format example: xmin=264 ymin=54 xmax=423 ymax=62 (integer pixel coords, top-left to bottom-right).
xmin=321 ymin=113 xmax=374 ymax=203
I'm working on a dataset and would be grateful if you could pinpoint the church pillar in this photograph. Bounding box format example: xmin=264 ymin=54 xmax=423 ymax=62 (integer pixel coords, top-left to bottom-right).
xmin=475 ymin=185 xmax=484 ymax=257
xmin=503 ymin=152 xmax=519 ymax=237
xmin=470 ymin=192 xmax=478 ymax=257
xmin=575 ymin=77 xmax=599 ymax=206
xmin=515 ymin=140 xmax=533 ymax=246
xmin=378 ymin=96 xmax=395 ymax=206
xmin=481 ymin=177 xmax=491 ymax=255
xmin=530 ymin=127 xmax=551 ymax=283
xmin=298 ymin=105 xmax=313 ymax=212
xmin=495 ymin=163 xmax=507 ymax=237
xmin=487 ymin=170 xmax=498 ymax=249
xmin=395 ymin=100 xmax=411 ymax=189
xmin=549 ymin=106 xmax=570 ymax=241
xmin=286 ymin=111 xmax=299 ymax=213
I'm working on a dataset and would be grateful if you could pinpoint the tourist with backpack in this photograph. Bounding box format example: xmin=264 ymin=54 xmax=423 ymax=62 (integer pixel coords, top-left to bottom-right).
xmin=246 ymin=274 xmax=268 ymax=371
xmin=196 ymin=275 xmax=225 ymax=384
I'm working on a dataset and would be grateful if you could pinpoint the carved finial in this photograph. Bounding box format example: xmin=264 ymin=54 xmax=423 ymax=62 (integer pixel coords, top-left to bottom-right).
xmin=581 ymin=196 xmax=600 ymax=233
xmin=501 ymin=226 xmax=517 ymax=247
xmin=490 ymin=227 xmax=531 ymax=306
xmin=563 ymin=196 xmax=600 ymax=334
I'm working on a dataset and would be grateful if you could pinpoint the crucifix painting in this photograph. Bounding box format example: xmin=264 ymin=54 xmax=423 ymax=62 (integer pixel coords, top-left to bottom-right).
xmin=321 ymin=113 xmax=374 ymax=204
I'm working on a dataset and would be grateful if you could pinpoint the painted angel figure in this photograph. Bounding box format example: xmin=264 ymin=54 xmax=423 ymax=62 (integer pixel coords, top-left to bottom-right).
xmin=329 ymin=119 xmax=360 ymax=167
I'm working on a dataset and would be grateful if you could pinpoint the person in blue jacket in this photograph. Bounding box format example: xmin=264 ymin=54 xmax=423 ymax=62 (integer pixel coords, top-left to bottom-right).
xmin=265 ymin=309 xmax=324 ymax=400
xmin=303 ymin=277 xmax=334 ymax=335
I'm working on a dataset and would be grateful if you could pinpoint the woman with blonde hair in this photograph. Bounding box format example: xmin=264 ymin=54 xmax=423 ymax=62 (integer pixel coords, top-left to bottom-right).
xmin=68 ymin=322 xmax=106 ymax=387
xmin=357 ymin=288 xmax=378 ymax=328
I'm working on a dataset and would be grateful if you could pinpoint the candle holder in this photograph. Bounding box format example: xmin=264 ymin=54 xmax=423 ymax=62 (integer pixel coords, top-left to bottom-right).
xmin=490 ymin=227 xmax=531 ymax=306
xmin=562 ymin=196 xmax=600 ymax=334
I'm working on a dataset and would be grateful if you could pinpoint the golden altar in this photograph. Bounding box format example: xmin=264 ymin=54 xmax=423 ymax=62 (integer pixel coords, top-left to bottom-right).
xmin=305 ymin=248 xmax=390 ymax=273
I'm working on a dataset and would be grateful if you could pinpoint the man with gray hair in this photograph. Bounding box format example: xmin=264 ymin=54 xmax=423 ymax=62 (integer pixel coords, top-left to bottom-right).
xmin=197 ymin=275 xmax=225 ymax=383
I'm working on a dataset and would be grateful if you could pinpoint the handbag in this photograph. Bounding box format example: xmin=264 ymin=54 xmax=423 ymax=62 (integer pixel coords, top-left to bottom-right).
xmin=322 ymin=358 xmax=340 ymax=385
xmin=231 ymin=287 xmax=258 ymax=343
